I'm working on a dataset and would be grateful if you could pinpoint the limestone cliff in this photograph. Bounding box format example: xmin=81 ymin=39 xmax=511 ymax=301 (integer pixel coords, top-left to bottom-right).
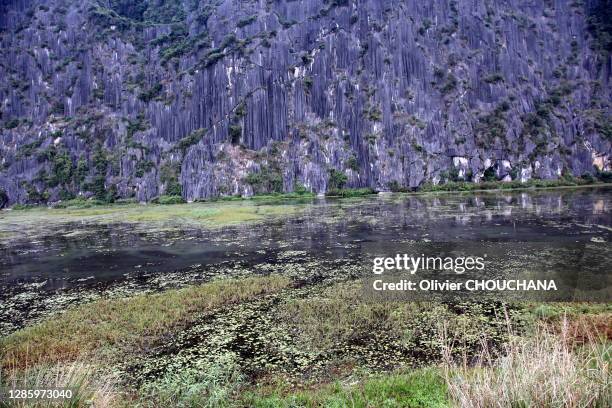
xmin=0 ymin=0 xmax=610 ymax=204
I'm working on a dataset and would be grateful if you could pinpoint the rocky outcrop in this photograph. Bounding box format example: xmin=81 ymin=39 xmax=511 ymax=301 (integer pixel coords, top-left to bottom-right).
xmin=0 ymin=0 xmax=610 ymax=204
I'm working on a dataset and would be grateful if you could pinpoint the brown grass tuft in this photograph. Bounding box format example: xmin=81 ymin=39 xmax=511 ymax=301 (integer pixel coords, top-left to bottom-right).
xmin=443 ymin=317 xmax=611 ymax=408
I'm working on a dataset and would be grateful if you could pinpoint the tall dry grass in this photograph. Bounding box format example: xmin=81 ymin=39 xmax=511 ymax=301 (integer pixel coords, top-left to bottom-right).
xmin=442 ymin=316 xmax=610 ymax=408
xmin=0 ymin=361 xmax=118 ymax=407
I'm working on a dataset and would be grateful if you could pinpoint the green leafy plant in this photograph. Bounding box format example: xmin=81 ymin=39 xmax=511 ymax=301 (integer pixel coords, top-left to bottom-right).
xmin=328 ymin=168 xmax=348 ymax=190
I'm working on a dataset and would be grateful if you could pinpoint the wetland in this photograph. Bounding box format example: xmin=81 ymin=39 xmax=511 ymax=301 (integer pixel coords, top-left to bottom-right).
xmin=0 ymin=186 xmax=610 ymax=406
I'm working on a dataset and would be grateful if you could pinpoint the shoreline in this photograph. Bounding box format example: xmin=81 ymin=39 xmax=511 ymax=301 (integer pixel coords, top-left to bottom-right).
xmin=3 ymin=181 xmax=612 ymax=212
xmin=400 ymin=181 xmax=612 ymax=197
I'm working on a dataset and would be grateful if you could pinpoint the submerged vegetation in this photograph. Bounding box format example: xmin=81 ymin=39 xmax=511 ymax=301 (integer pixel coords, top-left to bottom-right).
xmin=0 ymin=199 xmax=306 ymax=245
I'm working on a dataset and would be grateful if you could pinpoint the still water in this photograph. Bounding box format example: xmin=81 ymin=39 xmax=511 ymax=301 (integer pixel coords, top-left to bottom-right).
xmin=1 ymin=187 xmax=610 ymax=334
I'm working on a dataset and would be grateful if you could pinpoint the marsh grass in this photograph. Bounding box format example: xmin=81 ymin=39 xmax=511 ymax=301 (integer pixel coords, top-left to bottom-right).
xmin=443 ymin=318 xmax=611 ymax=408
xmin=138 ymin=353 xmax=242 ymax=408
xmin=0 ymin=362 xmax=118 ymax=407
xmin=1 ymin=276 xmax=290 ymax=370
xmin=280 ymin=282 xmax=401 ymax=349
xmin=281 ymin=282 xmax=516 ymax=361
xmin=241 ymin=368 xmax=449 ymax=408
xmin=1 ymin=277 xmax=609 ymax=407
xmin=255 ymin=314 xmax=609 ymax=408
xmin=528 ymin=302 xmax=612 ymax=320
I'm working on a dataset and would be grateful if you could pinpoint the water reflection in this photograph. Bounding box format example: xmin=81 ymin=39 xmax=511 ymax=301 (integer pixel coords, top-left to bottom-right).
xmin=1 ymin=188 xmax=610 ymax=289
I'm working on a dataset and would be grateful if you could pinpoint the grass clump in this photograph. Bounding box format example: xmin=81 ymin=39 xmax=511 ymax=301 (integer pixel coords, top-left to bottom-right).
xmin=139 ymin=353 xmax=243 ymax=407
xmin=527 ymin=302 xmax=612 ymax=320
xmin=325 ymin=187 xmax=376 ymax=198
xmin=1 ymin=275 xmax=290 ymax=369
xmin=0 ymin=362 xmax=118 ymax=407
xmin=444 ymin=319 xmax=611 ymax=407
xmin=280 ymin=281 xmax=517 ymax=362
xmin=242 ymin=368 xmax=450 ymax=408
xmin=153 ymin=194 xmax=185 ymax=205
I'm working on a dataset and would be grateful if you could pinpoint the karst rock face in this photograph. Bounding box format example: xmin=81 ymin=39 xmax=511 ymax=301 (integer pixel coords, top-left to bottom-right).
xmin=0 ymin=0 xmax=610 ymax=204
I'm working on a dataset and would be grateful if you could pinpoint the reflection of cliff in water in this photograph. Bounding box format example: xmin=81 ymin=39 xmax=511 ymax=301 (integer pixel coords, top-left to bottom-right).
xmin=2 ymin=188 xmax=611 ymax=286
xmin=0 ymin=187 xmax=610 ymax=335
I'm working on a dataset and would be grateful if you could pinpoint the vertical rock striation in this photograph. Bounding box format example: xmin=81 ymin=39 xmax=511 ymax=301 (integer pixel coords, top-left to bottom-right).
xmin=0 ymin=0 xmax=610 ymax=204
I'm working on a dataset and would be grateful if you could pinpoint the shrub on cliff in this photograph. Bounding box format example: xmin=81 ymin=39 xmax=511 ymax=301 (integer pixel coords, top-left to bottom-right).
xmin=0 ymin=188 xmax=8 ymax=208
xmin=328 ymin=168 xmax=348 ymax=190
